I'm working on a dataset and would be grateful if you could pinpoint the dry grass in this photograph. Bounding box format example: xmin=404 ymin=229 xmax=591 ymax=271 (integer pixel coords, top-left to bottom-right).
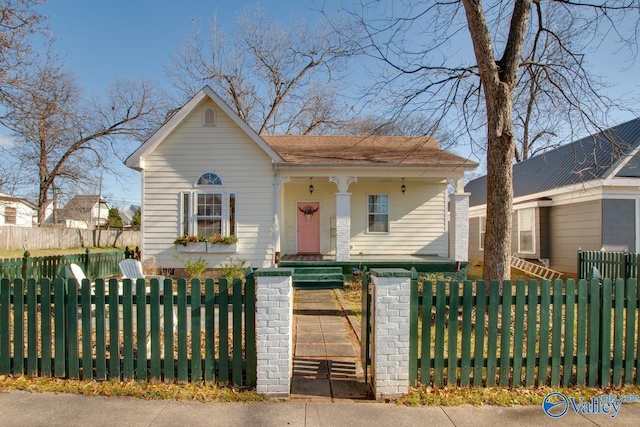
xmin=0 ymin=375 xmax=265 ymax=402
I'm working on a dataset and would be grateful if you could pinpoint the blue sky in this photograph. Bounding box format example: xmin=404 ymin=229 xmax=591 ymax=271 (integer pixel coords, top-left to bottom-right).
xmin=36 ymin=0 xmax=342 ymax=207
xmin=8 ymin=1 xmax=640 ymax=207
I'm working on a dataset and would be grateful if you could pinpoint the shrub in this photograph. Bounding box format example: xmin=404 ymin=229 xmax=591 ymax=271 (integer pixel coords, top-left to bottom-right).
xmin=176 ymin=256 xmax=208 ymax=279
xmin=219 ymin=257 xmax=247 ymax=280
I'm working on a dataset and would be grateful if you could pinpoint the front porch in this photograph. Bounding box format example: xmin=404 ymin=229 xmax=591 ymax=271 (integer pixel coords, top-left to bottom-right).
xmin=280 ymin=253 xmax=468 ymax=279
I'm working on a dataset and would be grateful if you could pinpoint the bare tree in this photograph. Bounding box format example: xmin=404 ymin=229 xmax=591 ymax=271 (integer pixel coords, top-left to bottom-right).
xmin=0 ymin=0 xmax=45 ymax=108
xmin=167 ymin=4 xmax=355 ymax=135
xmin=345 ymin=0 xmax=639 ymax=280
xmin=1 ymin=53 xmax=167 ymax=224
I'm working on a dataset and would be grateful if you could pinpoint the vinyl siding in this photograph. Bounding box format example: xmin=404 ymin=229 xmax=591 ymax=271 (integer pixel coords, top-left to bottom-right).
xmin=351 ymin=182 xmax=447 ymax=256
xmin=602 ymin=199 xmax=636 ymax=251
xmin=549 ymin=200 xmax=602 ymax=274
xmin=281 ymin=181 xmax=447 ymax=256
xmin=142 ymin=99 xmax=275 ymax=268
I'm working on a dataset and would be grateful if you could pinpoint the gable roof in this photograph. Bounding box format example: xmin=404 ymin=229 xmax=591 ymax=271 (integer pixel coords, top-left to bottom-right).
xmin=263 ymin=135 xmax=476 ymax=168
xmin=0 ymin=192 xmax=37 ymax=210
xmin=466 ymin=117 xmax=640 ymax=207
xmin=61 ymin=195 xmax=109 ymax=221
xmin=125 ymin=86 xmax=284 ymax=170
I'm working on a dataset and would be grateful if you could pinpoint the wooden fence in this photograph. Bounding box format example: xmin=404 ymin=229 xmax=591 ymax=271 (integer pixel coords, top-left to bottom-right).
xmin=0 ymin=248 xmax=133 ymax=280
xmin=0 ymin=226 xmax=140 ymax=251
xmin=577 ymin=249 xmax=640 ymax=280
xmin=408 ymin=273 xmax=640 ymax=388
xmin=0 ymin=275 xmax=256 ymax=386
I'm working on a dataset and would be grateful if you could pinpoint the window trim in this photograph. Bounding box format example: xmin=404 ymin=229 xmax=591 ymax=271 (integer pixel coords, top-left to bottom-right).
xmin=203 ymin=107 xmax=217 ymax=126
xmin=4 ymin=206 xmax=17 ymax=225
xmin=195 ymin=172 xmax=223 ymax=187
xmin=367 ymin=193 xmax=390 ymax=234
xmin=179 ymin=191 xmax=236 ymax=238
xmin=479 ymin=215 xmax=486 ymax=250
xmin=517 ymin=207 xmax=536 ymax=254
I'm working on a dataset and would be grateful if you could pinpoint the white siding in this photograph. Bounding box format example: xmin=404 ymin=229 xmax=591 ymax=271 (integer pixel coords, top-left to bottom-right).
xmin=281 ymin=181 xmax=447 ymax=256
xmin=350 ymin=182 xmax=447 ymax=256
xmin=142 ymin=99 xmax=275 ymax=268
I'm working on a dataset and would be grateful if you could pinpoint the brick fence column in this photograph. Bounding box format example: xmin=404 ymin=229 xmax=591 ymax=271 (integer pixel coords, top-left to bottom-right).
xmin=254 ymin=268 xmax=294 ymax=398
xmin=370 ymin=268 xmax=412 ymax=399
xmin=449 ymin=192 xmax=470 ymax=262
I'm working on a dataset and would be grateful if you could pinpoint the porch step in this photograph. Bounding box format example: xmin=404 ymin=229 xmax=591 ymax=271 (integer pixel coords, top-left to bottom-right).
xmin=292 ymin=267 xmax=344 ymax=289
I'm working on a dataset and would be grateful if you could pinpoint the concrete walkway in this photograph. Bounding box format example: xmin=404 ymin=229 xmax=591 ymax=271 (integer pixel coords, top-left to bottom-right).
xmin=2 ymin=390 xmax=640 ymax=426
xmin=291 ymin=289 xmax=372 ymax=401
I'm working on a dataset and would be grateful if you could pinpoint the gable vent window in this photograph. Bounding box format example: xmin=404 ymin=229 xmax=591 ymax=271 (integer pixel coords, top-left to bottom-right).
xmin=203 ymin=107 xmax=217 ymax=126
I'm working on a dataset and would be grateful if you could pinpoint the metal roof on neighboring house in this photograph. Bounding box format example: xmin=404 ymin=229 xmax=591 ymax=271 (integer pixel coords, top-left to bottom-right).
xmin=466 ymin=117 xmax=640 ymax=207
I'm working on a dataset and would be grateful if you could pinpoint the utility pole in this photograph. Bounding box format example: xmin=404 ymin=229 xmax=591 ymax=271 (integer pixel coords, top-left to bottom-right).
xmin=97 ymin=174 xmax=103 ymax=247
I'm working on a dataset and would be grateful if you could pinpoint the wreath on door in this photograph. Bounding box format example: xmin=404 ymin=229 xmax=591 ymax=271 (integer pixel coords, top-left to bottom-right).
xmin=299 ymin=205 xmax=319 ymax=223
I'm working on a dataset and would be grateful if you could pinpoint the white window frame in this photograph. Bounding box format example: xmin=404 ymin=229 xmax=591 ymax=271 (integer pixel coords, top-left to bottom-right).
xmin=179 ymin=172 xmax=236 ymax=237
xmin=367 ymin=194 xmax=389 ymax=234
xmin=479 ymin=215 xmax=486 ymax=250
xmin=518 ymin=208 xmax=535 ymax=254
xmin=180 ymin=191 xmax=236 ymax=237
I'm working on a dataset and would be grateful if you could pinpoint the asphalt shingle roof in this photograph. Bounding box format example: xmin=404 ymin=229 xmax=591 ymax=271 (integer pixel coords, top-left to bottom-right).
xmin=466 ymin=117 xmax=640 ymax=207
xmin=262 ymin=135 xmax=476 ymax=167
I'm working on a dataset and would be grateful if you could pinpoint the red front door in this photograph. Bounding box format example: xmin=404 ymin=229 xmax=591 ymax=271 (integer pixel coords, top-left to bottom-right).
xmin=297 ymin=202 xmax=320 ymax=254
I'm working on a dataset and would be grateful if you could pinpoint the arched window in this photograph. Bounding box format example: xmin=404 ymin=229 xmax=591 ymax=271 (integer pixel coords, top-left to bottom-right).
xmin=196 ymin=172 xmax=223 ymax=186
xmin=203 ymin=107 xmax=217 ymax=126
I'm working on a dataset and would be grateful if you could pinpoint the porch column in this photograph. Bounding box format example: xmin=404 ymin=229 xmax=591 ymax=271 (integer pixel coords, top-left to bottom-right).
xmin=449 ymin=191 xmax=470 ymax=262
xmin=273 ymin=176 xmax=289 ymax=266
xmin=330 ymin=176 xmax=357 ymax=262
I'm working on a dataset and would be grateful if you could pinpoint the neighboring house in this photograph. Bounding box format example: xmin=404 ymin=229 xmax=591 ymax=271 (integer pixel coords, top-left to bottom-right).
xmin=125 ymin=86 xmax=477 ymax=269
xmin=59 ymin=195 xmax=110 ymax=229
xmin=466 ymin=117 xmax=640 ymax=275
xmin=120 ymin=204 xmax=141 ymax=226
xmin=0 ymin=192 xmax=38 ymax=227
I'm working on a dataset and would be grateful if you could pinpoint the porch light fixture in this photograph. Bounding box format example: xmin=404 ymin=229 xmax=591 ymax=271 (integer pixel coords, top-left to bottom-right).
xmin=309 ymin=178 xmax=314 ymax=195
xmin=401 ymin=178 xmax=406 ymax=194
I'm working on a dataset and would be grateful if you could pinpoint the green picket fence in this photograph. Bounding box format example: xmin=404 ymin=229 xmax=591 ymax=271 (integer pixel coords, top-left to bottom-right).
xmin=578 ymin=249 xmax=640 ymax=281
xmin=408 ymin=273 xmax=640 ymax=388
xmin=0 ymin=275 xmax=256 ymax=386
xmin=0 ymin=248 xmax=133 ymax=281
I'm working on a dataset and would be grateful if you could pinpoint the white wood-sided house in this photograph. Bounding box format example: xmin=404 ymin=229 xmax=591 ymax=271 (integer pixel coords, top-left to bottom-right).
xmin=0 ymin=192 xmax=38 ymax=227
xmin=125 ymin=86 xmax=477 ymax=269
xmin=466 ymin=117 xmax=640 ymax=275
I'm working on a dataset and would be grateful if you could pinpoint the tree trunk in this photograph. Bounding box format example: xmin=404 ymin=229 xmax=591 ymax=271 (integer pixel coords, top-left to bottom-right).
xmin=483 ymin=84 xmax=515 ymax=281
xmin=462 ymin=0 xmax=532 ymax=281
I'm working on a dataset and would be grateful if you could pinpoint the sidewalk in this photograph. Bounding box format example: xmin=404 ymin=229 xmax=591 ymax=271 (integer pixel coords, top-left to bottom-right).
xmin=1 ymin=390 xmax=640 ymax=426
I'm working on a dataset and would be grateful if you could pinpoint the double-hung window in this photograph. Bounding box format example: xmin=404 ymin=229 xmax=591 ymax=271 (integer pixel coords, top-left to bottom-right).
xmin=368 ymin=194 xmax=389 ymax=233
xmin=479 ymin=216 xmax=486 ymax=250
xmin=180 ymin=173 xmax=236 ymax=238
xmin=518 ymin=208 xmax=535 ymax=254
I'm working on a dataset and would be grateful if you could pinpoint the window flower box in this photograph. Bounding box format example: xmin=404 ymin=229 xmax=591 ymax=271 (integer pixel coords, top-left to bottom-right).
xmin=175 ymin=242 xmax=208 ymax=253
xmin=174 ymin=234 xmax=238 ymax=253
xmin=207 ymin=242 xmax=238 ymax=253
